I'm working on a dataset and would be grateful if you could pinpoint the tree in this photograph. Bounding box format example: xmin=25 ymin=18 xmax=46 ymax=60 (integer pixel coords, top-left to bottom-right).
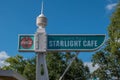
xmin=64 ymin=58 xmax=90 ymax=80
xmin=2 ymin=55 xmax=36 ymax=80
xmin=59 ymin=53 xmax=90 ymax=80
xmin=108 ymin=2 xmax=120 ymax=55
xmin=2 ymin=52 xmax=90 ymax=80
xmin=92 ymin=2 xmax=120 ymax=79
xmin=46 ymin=52 xmax=66 ymax=80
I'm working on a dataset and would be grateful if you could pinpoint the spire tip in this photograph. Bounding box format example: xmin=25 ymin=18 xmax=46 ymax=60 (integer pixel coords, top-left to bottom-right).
xmin=41 ymin=1 xmax=44 ymax=14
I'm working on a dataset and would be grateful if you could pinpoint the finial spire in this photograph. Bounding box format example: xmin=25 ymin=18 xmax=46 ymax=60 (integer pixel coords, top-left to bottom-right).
xmin=39 ymin=0 xmax=45 ymax=17
xmin=36 ymin=0 xmax=47 ymax=28
xmin=41 ymin=1 xmax=44 ymax=14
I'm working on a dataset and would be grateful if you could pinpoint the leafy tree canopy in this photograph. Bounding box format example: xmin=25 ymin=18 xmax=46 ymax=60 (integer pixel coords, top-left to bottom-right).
xmin=2 ymin=52 xmax=90 ymax=80
xmin=92 ymin=2 xmax=120 ymax=79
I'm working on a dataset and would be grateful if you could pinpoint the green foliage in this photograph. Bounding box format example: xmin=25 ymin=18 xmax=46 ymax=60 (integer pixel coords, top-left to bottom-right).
xmin=92 ymin=2 xmax=120 ymax=79
xmin=23 ymin=58 xmax=36 ymax=80
xmin=108 ymin=3 xmax=120 ymax=54
xmin=2 ymin=52 xmax=90 ymax=80
xmin=64 ymin=58 xmax=90 ymax=80
xmin=46 ymin=52 xmax=65 ymax=80
xmin=47 ymin=52 xmax=90 ymax=80
xmin=2 ymin=55 xmax=36 ymax=80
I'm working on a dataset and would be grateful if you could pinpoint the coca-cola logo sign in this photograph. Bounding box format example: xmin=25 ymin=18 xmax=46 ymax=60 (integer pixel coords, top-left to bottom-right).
xmin=20 ymin=37 xmax=33 ymax=49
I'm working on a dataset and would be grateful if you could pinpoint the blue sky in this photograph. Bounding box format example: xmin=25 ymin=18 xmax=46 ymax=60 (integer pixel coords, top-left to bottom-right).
xmin=0 ymin=0 xmax=118 ymax=64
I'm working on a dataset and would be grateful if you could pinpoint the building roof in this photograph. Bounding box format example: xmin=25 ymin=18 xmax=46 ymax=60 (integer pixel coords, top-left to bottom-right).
xmin=0 ymin=70 xmax=27 ymax=80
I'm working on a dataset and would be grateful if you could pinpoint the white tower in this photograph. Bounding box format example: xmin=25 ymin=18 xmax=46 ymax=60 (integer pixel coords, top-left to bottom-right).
xmin=35 ymin=1 xmax=49 ymax=80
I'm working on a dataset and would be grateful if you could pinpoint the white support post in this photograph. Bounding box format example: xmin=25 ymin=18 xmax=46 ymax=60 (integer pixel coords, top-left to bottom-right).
xmin=36 ymin=53 xmax=49 ymax=80
xmin=36 ymin=53 xmax=41 ymax=80
xmin=35 ymin=30 xmax=49 ymax=80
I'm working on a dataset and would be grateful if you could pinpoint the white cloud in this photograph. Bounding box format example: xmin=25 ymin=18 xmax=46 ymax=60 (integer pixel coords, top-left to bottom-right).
xmin=106 ymin=3 xmax=117 ymax=11
xmin=0 ymin=51 xmax=10 ymax=68
xmin=84 ymin=62 xmax=99 ymax=73
xmin=107 ymin=0 xmax=113 ymax=3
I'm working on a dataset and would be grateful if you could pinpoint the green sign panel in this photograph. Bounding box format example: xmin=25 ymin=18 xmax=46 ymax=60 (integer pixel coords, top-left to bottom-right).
xmin=47 ymin=34 xmax=105 ymax=51
xmin=18 ymin=35 xmax=35 ymax=52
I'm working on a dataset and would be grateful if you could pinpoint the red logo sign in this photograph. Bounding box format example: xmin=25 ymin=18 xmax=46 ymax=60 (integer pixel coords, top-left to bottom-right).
xmin=20 ymin=37 xmax=33 ymax=49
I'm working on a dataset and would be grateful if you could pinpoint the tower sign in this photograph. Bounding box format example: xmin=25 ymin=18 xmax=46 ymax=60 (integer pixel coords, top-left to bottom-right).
xmin=18 ymin=34 xmax=105 ymax=52
xmin=47 ymin=34 xmax=105 ymax=51
xmin=18 ymin=1 xmax=106 ymax=80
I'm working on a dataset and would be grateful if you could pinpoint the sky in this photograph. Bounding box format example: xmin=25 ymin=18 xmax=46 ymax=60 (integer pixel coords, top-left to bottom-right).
xmin=0 ymin=0 xmax=118 ymax=72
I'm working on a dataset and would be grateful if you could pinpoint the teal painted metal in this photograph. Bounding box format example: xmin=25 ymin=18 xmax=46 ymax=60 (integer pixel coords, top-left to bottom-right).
xmin=18 ymin=35 xmax=35 ymax=52
xmin=47 ymin=34 xmax=105 ymax=51
xmin=18 ymin=34 xmax=105 ymax=52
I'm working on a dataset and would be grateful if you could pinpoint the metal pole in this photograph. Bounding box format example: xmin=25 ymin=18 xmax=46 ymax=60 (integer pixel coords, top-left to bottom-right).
xmin=59 ymin=52 xmax=79 ymax=80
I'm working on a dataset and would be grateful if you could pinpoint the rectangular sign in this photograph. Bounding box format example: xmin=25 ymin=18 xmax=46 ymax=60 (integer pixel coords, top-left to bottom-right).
xmin=47 ymin=34 xmax=105 ymax=52
xmin=18 ymin=34 xmax=105 ymax=52
xmin=18 ymin=34 xmax=35 ymax=52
